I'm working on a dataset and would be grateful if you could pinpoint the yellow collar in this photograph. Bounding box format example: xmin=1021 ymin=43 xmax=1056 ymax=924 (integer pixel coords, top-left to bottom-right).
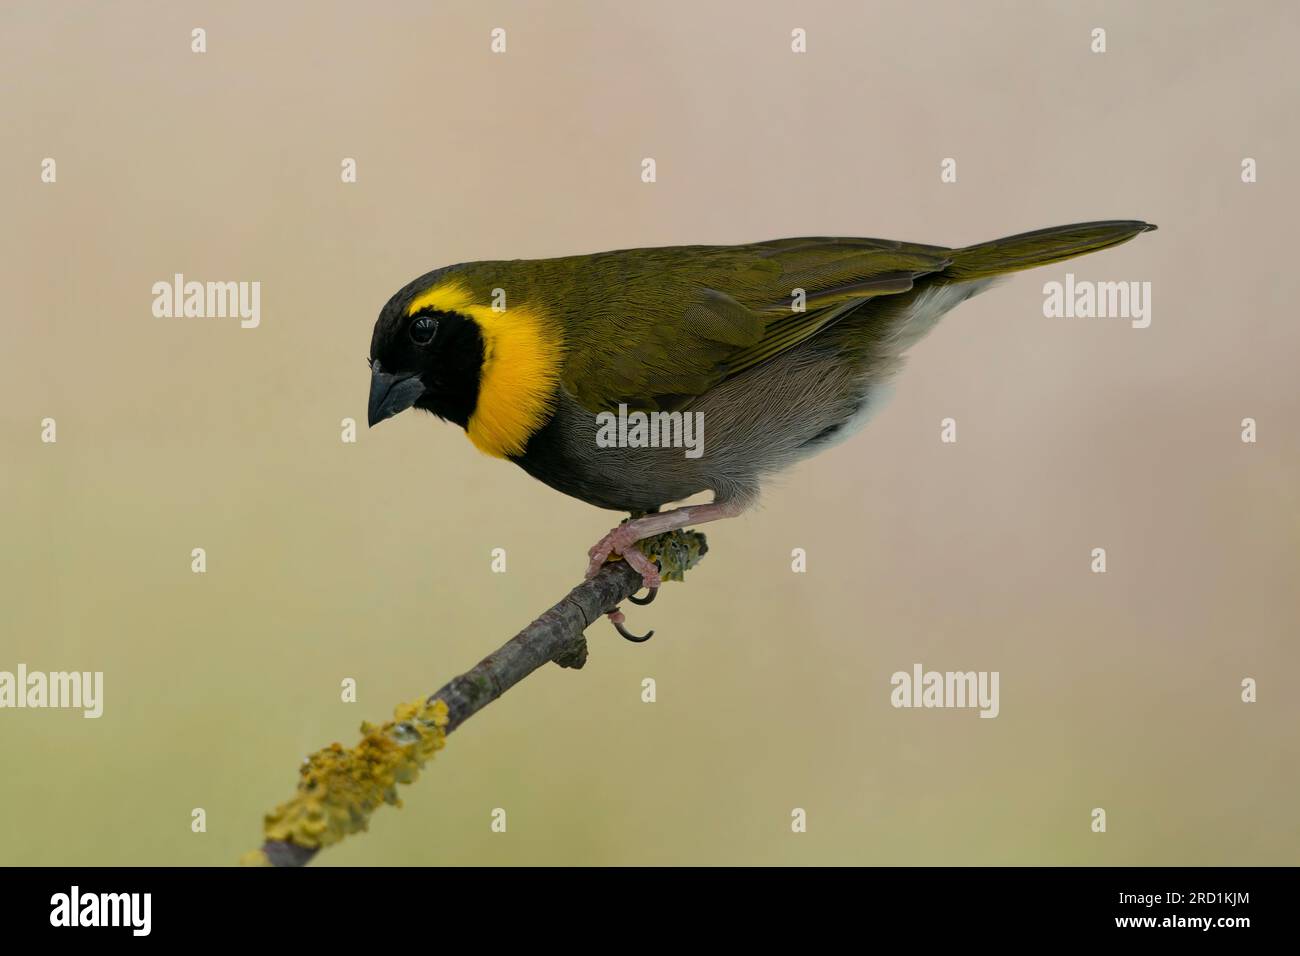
xmin=407 ymin=282 xmax=562 ymax=458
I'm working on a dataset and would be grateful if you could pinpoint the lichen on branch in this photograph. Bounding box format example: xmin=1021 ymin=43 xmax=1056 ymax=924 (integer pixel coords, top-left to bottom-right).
xmin=633 ymin=528 xmax=709 ymax=582
xmin=240 ymin=697 xmax=449 ymax=866
xmin=246 ymin=530 xmax=708 ymax=867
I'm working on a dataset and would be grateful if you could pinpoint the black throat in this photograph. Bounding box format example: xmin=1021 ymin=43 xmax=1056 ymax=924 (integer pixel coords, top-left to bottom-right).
xmin=414 ymin=313 xmax=484 ymax=429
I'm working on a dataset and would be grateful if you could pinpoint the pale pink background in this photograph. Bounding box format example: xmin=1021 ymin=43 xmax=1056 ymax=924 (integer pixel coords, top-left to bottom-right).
xmin=1 ymin=1 xmax=1296 ymax=864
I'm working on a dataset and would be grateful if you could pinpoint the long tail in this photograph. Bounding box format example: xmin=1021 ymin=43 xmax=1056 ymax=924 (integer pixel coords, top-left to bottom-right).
xmin=941 ymin=220 xmax=1156 ymax=282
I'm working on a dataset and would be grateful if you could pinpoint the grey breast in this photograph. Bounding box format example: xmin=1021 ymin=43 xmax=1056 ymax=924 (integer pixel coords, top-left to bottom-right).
xmin=513 ymin=277 xmax=996 ymax=514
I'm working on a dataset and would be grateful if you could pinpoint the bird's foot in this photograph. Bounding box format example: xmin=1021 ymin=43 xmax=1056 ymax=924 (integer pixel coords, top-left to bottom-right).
xmin=585 ymin=517 xmax=712 ymax=644
xmin=585 ymin=525 xmax=662 ymax=590
xmin=606 ymin=606 xmax=654 ymax=643
xmin=588 ymin=522 xmax=660 ymax=642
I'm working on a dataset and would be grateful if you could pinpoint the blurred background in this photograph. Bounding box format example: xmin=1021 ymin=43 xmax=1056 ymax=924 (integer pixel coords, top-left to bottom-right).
xmin=1 ymin=0 xmax=1296 ymax=865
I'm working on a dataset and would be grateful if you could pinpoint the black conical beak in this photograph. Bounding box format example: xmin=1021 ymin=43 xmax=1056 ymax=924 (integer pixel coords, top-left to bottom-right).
xmin=368 ymin=361 xmax=426 ymax=427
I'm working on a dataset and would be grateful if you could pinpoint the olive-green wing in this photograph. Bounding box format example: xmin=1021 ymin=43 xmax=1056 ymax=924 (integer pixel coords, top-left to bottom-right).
xmin=561 ymin=238 xmax=952 ymax=412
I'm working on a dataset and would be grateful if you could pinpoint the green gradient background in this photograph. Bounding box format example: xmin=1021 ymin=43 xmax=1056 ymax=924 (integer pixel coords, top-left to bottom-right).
xmin=2 ymin=1 xmax=1297 ymax=866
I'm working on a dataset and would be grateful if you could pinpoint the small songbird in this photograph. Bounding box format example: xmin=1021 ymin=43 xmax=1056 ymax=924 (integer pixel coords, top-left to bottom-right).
xmin=368 ymin=220 xmax=1154 ymax=619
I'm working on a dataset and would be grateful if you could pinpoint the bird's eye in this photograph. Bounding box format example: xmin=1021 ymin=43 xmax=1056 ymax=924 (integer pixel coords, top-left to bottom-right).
xmin=409 ymin=315 xmax=437 ymax=346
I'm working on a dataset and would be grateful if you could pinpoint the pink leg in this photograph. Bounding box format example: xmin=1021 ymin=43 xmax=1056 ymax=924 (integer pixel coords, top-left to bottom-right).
xmin=585 ymin=500 xmax=746 ymax=587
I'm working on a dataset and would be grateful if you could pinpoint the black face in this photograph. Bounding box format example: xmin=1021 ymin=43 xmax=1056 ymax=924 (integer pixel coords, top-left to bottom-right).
xmin=368 ymin=294 xmax=484 ymax=429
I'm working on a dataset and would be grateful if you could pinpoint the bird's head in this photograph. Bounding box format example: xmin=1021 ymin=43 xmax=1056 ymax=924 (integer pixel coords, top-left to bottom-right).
xmin=367 ymin=271 xmax=486 ymax=429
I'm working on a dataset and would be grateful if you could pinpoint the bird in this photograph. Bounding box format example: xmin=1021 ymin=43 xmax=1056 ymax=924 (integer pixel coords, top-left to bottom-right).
xmin=368 ymin=220 xmax=1155 ymax=635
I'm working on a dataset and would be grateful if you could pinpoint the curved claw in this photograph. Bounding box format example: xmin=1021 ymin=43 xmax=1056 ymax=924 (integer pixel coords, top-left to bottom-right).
xmin=607 ymin=606 xmax=654 ymax=643
xmin=628 ymin=585 xmax=658 ymax=606
xmin=613 ymin=618 xmax=655 ymax=643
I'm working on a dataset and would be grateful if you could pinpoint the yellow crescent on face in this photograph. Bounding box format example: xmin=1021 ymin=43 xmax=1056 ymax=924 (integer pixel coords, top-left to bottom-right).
xmin=407 ymin=282 xmax=564 ymax=459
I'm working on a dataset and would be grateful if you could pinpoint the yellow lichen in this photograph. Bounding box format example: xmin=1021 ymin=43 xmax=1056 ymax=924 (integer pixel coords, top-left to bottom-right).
xmin=633 ymin=528 xmax=709 ymax=583
xmin=257 ymin=697 xmax=450 ymax=854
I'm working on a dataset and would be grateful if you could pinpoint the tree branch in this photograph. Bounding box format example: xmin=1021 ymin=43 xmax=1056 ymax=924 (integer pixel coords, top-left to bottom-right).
xmin=247 ymin=536 xmax=702 ymax=868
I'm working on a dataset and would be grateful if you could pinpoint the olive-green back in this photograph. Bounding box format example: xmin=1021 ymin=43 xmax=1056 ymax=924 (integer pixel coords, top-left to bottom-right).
xmin=459 ymin=220 xmax=1153 ymax=413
